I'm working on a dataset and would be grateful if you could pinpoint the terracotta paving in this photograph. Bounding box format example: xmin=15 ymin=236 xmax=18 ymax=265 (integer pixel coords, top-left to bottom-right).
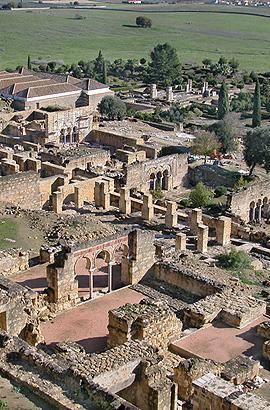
xmin=11 ymin=264 xmax=48 ymax=293
xmin=41 ymin=287 xmax=144 ymax=353
xmin=172 ymin=315 xmax=269 ymax=363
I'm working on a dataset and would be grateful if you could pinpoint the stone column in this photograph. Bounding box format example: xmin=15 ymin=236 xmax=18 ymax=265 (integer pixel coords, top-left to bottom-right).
xmin=150 ymin=84 xmax=157 ymax=99
xmin=166 ymin=86 xmax=173 ymax=102
xmin=189 ymin=208 xmax=203 ymax=235
xmin=249 ymin=207 xmax=255 ymax=222
xmin=175 ymin=233 xmax=186 ymax=252
xmin=257 ymin=205 xmax=262 ymax=222
xmin=188 ymin=79 xmax=193 ymax=92
xmin=89 ymin=269 xmax=94 ymax=299
xmin=52 ymin=192 xmax=62 ymax=214
xmin=197 ymin=224 xmax=208 ymax=253
xmin=119 ymin=187 xmax=131 ymax=214
xmin=165 ymin=201 xmax=178 ymax=228
xmin=74 ymin=186 xmax=84 ymax=210
xmin=142 ymin=193 xmax=154 ymax=221
xmin=108 ymin=261 xmax=113 ymax=293
xmin=216 ymin=216 xmax=231 ymax=246
xmin=100 ymin=181 xmax=110 ymax=210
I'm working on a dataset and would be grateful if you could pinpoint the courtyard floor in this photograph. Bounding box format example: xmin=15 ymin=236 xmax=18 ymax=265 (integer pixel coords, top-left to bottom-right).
xmin=171 ymin=315 xmax=269 ymax=363
xmin=40 ymin=287 xmax=144 ymax=353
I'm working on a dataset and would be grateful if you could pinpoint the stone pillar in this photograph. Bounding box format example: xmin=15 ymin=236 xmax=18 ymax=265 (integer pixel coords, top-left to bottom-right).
xmin=249 ymin=206 xmax=255 ymax=222
xmin=142 ymin=193 xmax=154 ymax=221
xmin=166 ymin=86 xmax=173 ymax=102
xmin=188 ymin=79 xmax=193 ymax=92
xmin=165 ymin=201 xmax=178 ymax=228
xmin=108 ymin=261 xmax=113 ymax=293
xmin=189 ymin=208 xmax=203 ymax=235
xmin=197 ymin=224 xmax=208 ymax=253
xmin=119 ymin=187 xmax=131 ymax=214
xmin=100 ymin=181 xmax=110 ymax=210
xmin=89 ymin=269 xmax=94 ymax=299
xmin=257 ymin=205 xmax=262 ymax=222
xmin=216 ymin=216 xmax=231 ymax=246
xmin=175 ymin=233 xmax=186 ymax=252
xmin=150 ymin=83 xmax=157 ymax=99
xmin=52 ymin=192 xmax=62 ymax=214
xmin=74 ymin=186 xmax=84 ymax=210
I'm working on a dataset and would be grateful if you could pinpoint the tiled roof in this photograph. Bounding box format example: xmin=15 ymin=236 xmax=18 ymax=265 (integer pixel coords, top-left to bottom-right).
xmin=25 ymin=82 xmax=81 ymax=98
xmin=80 ymin=78 xmax=108 ymax=91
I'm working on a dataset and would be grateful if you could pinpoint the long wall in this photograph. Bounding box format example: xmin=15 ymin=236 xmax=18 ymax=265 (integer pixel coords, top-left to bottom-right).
xmin=0 ymin=172 xmax=42 ymax=209
xmin=227 ymin=179 xmax=270 ymax=221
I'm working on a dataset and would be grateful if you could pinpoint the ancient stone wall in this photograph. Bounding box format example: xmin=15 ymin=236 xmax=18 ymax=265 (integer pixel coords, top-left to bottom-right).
xmin=107 ymin=299 xmax=182 ymax=351
xmin=227 ymin=179 xmax=270 ymax=222
xmin=154 ymin=261 xmax=225 ymax=298
xmin=124 ymin=154 xmax=188 ymax=192
xmin=192 ymin=373 xmax=269 ymax=410
xmin=0 ymin=249 xmax=29 ymax=276
xmin=0 ymin=172 xmax=42 ymax=209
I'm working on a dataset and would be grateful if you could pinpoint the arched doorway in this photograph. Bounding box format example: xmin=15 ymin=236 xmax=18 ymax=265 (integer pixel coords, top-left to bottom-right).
xmin=94 ymin=250 xmax=111 ymax=294
xmin=112 ymin=244 xmax=129 ymax=290
xmin=74 ymin=256 xmax=92 ymax=300
xmin=156 ymin=171 xmax=162 ymax=189
xmin=149 ymin=173 xmax=156 ymax=190
xmin=249 ymin=201 xmax=255 ymax=222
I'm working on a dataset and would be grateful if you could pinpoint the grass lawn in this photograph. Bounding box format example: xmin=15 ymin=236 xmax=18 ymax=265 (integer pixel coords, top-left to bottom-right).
xmin=0 ymin=217 xmax=18 ymax=249
xmin=0 ymin=7 xmax=270 ymax=71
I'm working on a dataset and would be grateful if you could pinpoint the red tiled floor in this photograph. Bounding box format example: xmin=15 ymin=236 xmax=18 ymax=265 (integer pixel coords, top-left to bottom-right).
xmin=11 ymin=264 xmax=48 ymax=293
xmin=41 ymin=287 xmax=144 ymax=353
xmin=172 ymin=315 xmax=269 ymax=363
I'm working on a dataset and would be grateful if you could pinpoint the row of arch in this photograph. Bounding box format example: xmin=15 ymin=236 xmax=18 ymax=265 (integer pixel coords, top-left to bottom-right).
xmin=60 ymin=126 xmax=79 ymax=144
xmin=149 ymin=169 xmax=170 ymax=191
xmin=249 ymin=197 xmax=270 ymax=222
xmin=74 ymin=244 xmax=129 ymax=300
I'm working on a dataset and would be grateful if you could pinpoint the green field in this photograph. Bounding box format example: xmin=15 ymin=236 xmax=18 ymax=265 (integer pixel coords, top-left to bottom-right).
xmin=1 ymin=7 xmax=270 ymax=71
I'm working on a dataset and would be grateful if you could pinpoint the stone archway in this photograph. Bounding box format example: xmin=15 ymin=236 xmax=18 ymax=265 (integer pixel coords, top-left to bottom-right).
xmin=93 ymin=250 xmax=112 ymax=295
xmin=112 ymin=244 xmax=129 ymax=290
xmin=74 ymin=256 xmax=92 ymax=300
xmin=249 ymin=201 xmax=256 ymax=222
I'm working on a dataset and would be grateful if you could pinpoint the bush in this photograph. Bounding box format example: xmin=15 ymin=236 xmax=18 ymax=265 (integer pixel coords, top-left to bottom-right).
xmin=179 ymin=198 xmax=191 ymax=208
xmin=189 ymin=182 xmax=214 ymax=208
xmin=150 ymin=184 xmax=164 ymax=200
xmin=233 ymin=175 xmax=247 ymax=191
xmin=214 ymin=185 xmax=227 ymax=197
xmin=216 ymin=249 xmax=251 ymax=271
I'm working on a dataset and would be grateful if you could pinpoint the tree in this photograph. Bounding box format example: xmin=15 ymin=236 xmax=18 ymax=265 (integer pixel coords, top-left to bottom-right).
xmin=202 ymin=58 xmax=212 ymax=67
xmin=102 ymin=61 xmax=107 ymax=84
xmin=252 ymin=79 xmax=261 ymax=128
xmin=27 ymin=55 xmax=31 ymax=70
xmin=148 ymin=43 xmax=181 ymax=85
xmin=192 ymin=131 xmax=220 ymax=163
xmin=217 ymin=82 xmax=230 ymax=120
xmin=211 ymin=113 xmax=239 ymax=154
xmin=94 ymin=50 xmax=104 ymax=78
xmin=99 ymin=96 xmax=126 ymax=120
xmin=243 ymin=126 xmax=270 ymax=175
xmin=189 ymin=182 xmax=214 ymax=208
xmin=136 ymin=16 xmax=152 ymax=28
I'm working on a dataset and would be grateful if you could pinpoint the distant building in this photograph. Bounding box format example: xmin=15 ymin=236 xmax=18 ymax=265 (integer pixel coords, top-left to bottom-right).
xmin=0 ymin=68 xmax=113 ymax=111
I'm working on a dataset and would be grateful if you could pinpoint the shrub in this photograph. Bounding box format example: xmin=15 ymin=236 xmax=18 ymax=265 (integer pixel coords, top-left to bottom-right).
xmin=233 ymin=175 xmax=247 ymax=191
xmin=179 ymin=198 xmax=191 ymax=208
xmin=189 ymin=182 xmax=214 ymax=208
xmin=214 ymin=185 xmax=227 ymax=198
xmin=150 ymin=184 xmax=164 ymax=200
xmin=216 ymin=249 xmax=251 ymax=271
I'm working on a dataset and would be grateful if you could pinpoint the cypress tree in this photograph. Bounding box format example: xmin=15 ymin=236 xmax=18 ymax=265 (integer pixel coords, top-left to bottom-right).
xmin=102 ymin=61 xmax=107 ymax=84
xmin=252 ymin=79 xmax=261 ymax=128
xmin=27 ymin=55 xmax=31 ymax=70
xmin=217 ymin=82 xmax=229 ymax=120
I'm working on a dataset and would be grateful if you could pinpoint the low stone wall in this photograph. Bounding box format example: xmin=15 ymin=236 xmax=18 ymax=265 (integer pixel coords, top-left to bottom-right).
xmin=154 ymin=261 xmax=225 ymax=298
xmin=107 ymin=299 xmax=182 ymax=352
xmin=192 ymin=373 xmax=269 ymax=410
xmin=0 ymin=172 xmax=42 ymax=210
xmin=0 ymin=249 xmax=29 ymax=276
xmin=183 ymin=290 xmax=266 ymax=329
